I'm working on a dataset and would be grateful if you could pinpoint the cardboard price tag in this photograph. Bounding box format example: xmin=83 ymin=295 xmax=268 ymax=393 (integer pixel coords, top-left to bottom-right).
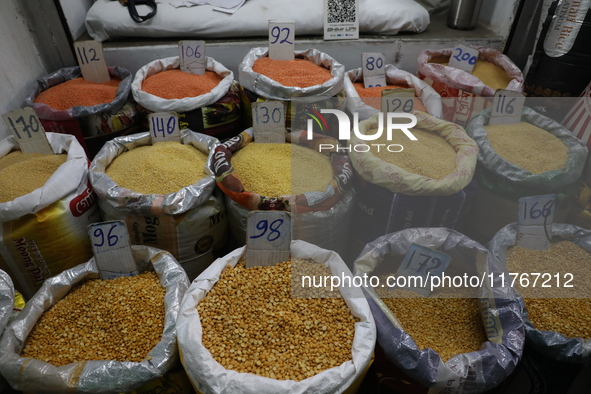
xmin=396 ymin=244 xmax=451 ymax=296
xmin=516 ymin=194 xmax=556 ymax=250
xmin=88 ymin=221 xmax=138 ymax=280
xmin=73 ymin=41 xmax=110 ymax=84
xmin=323 ymin=0 xmax=359 ymax=40
xmin=489 ymin=90 xmax=526 ymax=125
xmin=448 ymin=44 xmax=479 ymax=74
xmin=268 ymin=21 xmax=295 ymax=61
xmin=149 ymin=112 xmax=181 ymax=143
xmin=2 ymin=108 xmax=53 ymax=154
xmin=246 ymin=211 xmax=292 ymax=267
xmin=179 ymin=40 xmax=206 ymax=75
xmin=252 ymin=101 xmax=286 ymax=143
xmin=381 ymin=88 xmax=415 ymax=113
xmin=362 ymin=52 xmax=387 ymax=89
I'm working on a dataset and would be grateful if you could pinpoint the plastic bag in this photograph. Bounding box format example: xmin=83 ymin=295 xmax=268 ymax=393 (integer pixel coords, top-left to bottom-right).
xmin=0 ymin=269 xmax=13 ymax=335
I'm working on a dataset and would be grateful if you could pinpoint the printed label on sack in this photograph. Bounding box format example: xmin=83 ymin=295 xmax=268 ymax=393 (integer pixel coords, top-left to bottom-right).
xmin=489 ymin=90 xmax=526 ymax=125
xmin=252 ymin=101 xmax=286 ymax=143
xmin=149 ymin=112 xmax=181 ymax=143
xmin=88 ymin=221 xmax=138 ymax=280
xmin=381 ymin=88 xmax=415 ymax=114
xmin=362 ymin=52 xmax=386 ymax=88
xmin=396 ymin=244 xmax=451 ymax=296
xmin=73 ymin=41 xmax=110 ymax=83
xmin=268 ymin=21 xmax=295 ymax=61
xmin=448 ymin=44 xmax=479 ymax=74
xmin=323 ymin=0 xmax=359 ymax=40
xmin=2 ymin=108 xmax=53 ymax=154
xmin=544 ymin=0 xmax=591 ymax=58
xmin=246 ymin=211 xmax=292 ymax=267
xmin=179 ymin=40 xmax=206 ymax=75
xmin=516 ymin=194 xmax=556 ymax=250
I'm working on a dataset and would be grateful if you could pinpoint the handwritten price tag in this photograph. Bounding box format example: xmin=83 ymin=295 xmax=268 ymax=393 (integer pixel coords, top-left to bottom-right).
xmin=2 ymin=108 xmax=53 ymax=154
xmin=381 ymin=88 xmax=415 ymax=113
xmin=269 ymin=21 xmax=295 ymax=61
xmin=516 ymin=194 xmax=556 ymax=250
xmin=87 ymin=221 xmax=138 ymax=280
xmin=396 ymin=244 xmax=451 ymax=295
xmin=179 ymin=40 xmax=206 ymax=75
xmin=73 ymin=41 xmax=110 ymax=84
xmin=252 ymin=101 xmax=286 ymax=143
xmin=246 ymin=211 xmax=292 ymax=267
xmin=489 ymin=90 xmax=526 ymax=125
xmin=362 ymin=52 xmax=387 ymax=89
xmin=448 ymin=44 xmax=479 ymax=74
xmin=149 ymin=112 xmax=181 ymax=143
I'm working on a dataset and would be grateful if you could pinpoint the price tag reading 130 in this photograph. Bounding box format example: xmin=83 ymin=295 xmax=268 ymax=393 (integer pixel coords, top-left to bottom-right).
xmin=516 ymin=194 xmax=556 ymax=250
xmin=396 ymin=244 xmax=451 ymax=295
xmin=252 ymin=101 xmax=286 ymax=143
xmin=361 ymin=52 xmax=387 ymax=89
xmin=268 ymin=21 xmax=295 ymax=61
xmin=488 ymin=90 xmax=526 ymax=125
xmin=87 ymin=221 xmax=138 ymax=280
xmin=448 ymin=44 xmax=479 ymax=74
xmin=149 ymin=112 xmax=181 ymax=143
xmin=2 ymin=108 xmax=53 ymax=154
xmin=73 ymin=41 xmax=110 ymax=84
xmin=246 ymin=211 xmax=292 ymax=267
xmin=179 ymin=40 xmax=206 ymax=75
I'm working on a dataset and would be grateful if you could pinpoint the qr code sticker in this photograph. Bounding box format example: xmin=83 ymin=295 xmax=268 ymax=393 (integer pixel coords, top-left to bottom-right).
xmin=327 ymin=0 xmax=356 ymax=23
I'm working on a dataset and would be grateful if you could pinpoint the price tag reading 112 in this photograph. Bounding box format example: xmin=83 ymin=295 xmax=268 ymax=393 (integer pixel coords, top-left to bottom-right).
xmin=149 ymin=112 xmax=181 ymax=143
xmin=516 ymin=194 xmax=556 ymax=250
xmin=268 ymin=21 xmax=295 ymax=61
xmin=381 ymin=88 xmax=415 ymax=114
xmin=73 ymin=41 xmax=110 ymax=84
xmin=448 ymin=44 xmax=479 ymax=74
xmin=179 ymin=40 xmax=206 ymax=75
xmin=2 ymin=108 xmax=53 ymax=154
xmin=362 ymin=53 xmax=386 ymax=89
xmin=88 ymin=221 xmax=138 ymax=280
xmin=488 ymin=90 xmax=526 ymax=125
xmin=396 ymin=244 xmax=451 ymax=296
xmin=252 ymin=101 xmax=286 ymax=143
xmin=246 ymin=211 xmax=292 ymax=268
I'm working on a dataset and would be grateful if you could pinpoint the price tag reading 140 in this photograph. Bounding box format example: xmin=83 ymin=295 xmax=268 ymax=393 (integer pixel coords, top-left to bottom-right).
xmin=268 ymin=21 xmax=295 ymax=61
xmin=489 ymin=90 xmax=526 ymax=126
xmin=396 ymin=244 xmax=451 ymax=295
xmin=2 ymin=108 xmax=53 ymax=154
xmin=246 ymin=211 xmax=292 ymax=267
xmin=179 ymin=40 xmax=206 ymax=75
xmin=88 ymin=221 xmax=138 ymax=280
xmin=361 ymin=52 xmax=387 ymax=89
xmin=252 ymin=101 xmax=286 ymax=143
xmin=149 ymin=112 xmax=181 ymax=143
xmin=448 ymin=44 xmax=479 ymax=74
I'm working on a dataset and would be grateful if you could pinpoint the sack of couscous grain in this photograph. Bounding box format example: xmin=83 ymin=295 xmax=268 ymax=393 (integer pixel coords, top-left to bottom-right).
xmin=0 ymin=245 xmax=189 ymax=393
xmin=132 ymin=56 xmax=243 ymax=141
xmin=177 ymin=240 xmax=375 ymax=394
xmin=354 ymin=227 xmax=524 ymax=393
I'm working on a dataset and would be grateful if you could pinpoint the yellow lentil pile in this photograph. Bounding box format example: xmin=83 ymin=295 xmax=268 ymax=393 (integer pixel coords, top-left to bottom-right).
xmin=484 ymin=122 xmax=568 ymax=174
xmin=105 ymin=141 xmax=208 ymax=195
xmin=433 ymin=59 xmax=512 ymax=91
xmin=198 ymin=258 xmax=358 ymax=381
xmin=368 ymin=128 xmax=457 ymax=179
xmin=506 ymin=241 xmax=591 ymax=338
xmin=22 ymin=271 xmax=166 ymax=366
xmin=231 ymin=143 xmax=333 ymax=196
xmin=0 ymin=151 xmax=66 ymax=203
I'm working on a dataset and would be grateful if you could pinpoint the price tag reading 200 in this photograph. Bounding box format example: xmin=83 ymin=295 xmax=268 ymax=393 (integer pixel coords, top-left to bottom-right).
xmin=268 ymin=21 xmax=295 ymax=61
xmin=88 ymin=221 xmax=138 ymax=280
xmin=448 ymin=44 xmax=479 ymax=74
xmin=149 ymin=112 xmax=181 ymax=143
xmin=246 ymin=211 xmax=292 ymax=267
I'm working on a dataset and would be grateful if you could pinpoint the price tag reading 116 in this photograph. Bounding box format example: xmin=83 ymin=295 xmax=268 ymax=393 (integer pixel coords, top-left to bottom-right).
xmin=269 ymin=21 xmax=295 ymax=61
xmin=488 ymin=90 xmax=526 ymax=126
xmin=516 ymin=194 xmax=556 ymax=250
xmin=149 ymin=112 xmax=181 ymax=143
xmin=396 ymin=244 xmax=451 ymax=296
xmin=2 ymin=108 xmax=53 ymax=154
xmin=252 ymin=101 xmax=286 ymax=143
xmin=88 ymin=221 xmax=138 ymax=280
xmin=179 ymin=40 xmax=206 ymax=75
xmin=246 ymin=211 xmax=292 ymax=267
xmin=73 ymin=41 xmax=110 ymax=84
xmin=448 ymin=44 xmax=479 ymax=74
xmin=361 ymin=52 xmax=386 ymax=89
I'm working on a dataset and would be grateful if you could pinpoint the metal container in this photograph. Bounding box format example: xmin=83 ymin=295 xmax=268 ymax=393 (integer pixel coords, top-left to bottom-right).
xmin=447 ymin=0 xmax=483 ymax=30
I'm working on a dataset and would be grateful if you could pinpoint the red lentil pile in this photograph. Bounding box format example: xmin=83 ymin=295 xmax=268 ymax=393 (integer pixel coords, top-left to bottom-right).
xmin=34 ymin=77 xmax=121 ymax=111
xmin=142 ymin=70 xmax=223 ymax=99
xmin=353 ymin=82 xmax=427 ymax=112
xmin=252 ymin=57 xmax=333 ymax=88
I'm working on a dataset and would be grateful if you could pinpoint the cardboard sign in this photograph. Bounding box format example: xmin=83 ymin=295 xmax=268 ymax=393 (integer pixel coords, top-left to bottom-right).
xmin=516 ymin=194 xmax=556 ymax=250
xmin=381 ymin=88 xmax=416 ymax=113
xmin=88 ymin=221 xmax=138 ymax=280
xmin=149 ymin=112 xmax=181 ymax=143
xmin=73 ymin=41 xmax=110 ymax=83
xmin=252 ymin=101 xmax=286 ymax=143
xmin=246 ymin=211 xmax=292 ymax=267
xmin=489 ymin=90 xmax=526 ymax=125
xmin=179 ymin=40 xmax=206 ymax=75
xmin=448 ymin=44 xmax=479 ymax=74
xmin=2 ymin=108 xmax=53 ymax=154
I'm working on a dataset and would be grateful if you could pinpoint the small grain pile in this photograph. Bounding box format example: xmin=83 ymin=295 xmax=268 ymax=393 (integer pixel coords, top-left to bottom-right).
xmin=231 ymin=143 xmax=333 ymax=196
xmin=141 ymin=70 xmax=223 ymax=100
xmin=252 ymin=57 xmax=333 ymax=88
xmin=506 ymin=242 xmax=591 ymax=338
xmin=105 ymin=141 xmax=208 ymax=195
xmin=0 ymin=151 xmax=66 ymax=203
xmin=484 ymin=122 xmax=568 ymax=174
xmin=352 ymin=83 xmax=427 ymax=112
xmin=34 ymin=77 xmax=121 ymax=111
xmin=433 ymin=60 xmax=512 ymax=91
xmin=197 ymin=258 xmax=357 ymax=381
xmin=22 ymin=271 xmax=166 ymax=366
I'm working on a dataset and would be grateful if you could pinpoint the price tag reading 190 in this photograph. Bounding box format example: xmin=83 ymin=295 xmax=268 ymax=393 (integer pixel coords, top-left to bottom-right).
xmin=448 ymin=44 xmax=479 ymax=74
xmin=179 ymin=40 xmax=206 ymax=75
xmin=488 ymin=90 xmax=526 ymax=125
xmin=2 ymin=108 xmax=53 ymax=154
xmin=381 ymin=88 xmax=416 ymax=114
xmin=361 ymin=52 xmax=387 ymax=89
xmin=252 ymin=101 xmax=286 ymax=143
xmin=268 ymin=21 xmax=295 ymax=61
xmin=73 ymin=41 xmax=110 ymax=84
xmin=149 ymin=112 xmax=181 ymax=143
xmin=396 ymin=244 xmax=451 ymax=296
xmin=87 ymin=221 xmax=138 ymax=280
xmin=246 ymin=211 xmax=292 ymax=267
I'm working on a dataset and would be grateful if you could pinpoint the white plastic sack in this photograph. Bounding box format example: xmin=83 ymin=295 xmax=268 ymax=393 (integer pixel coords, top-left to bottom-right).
xmin=0 ymin=269 xmax=13 ymax=335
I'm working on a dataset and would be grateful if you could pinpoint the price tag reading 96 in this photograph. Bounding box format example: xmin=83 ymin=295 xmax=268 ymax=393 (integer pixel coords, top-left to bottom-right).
xmin=149 ymin=112 xmax=181 ymax=143
xmin=361 ymin=52 xmax=387 ymax=89
xmin=246 ymin=211 xmax=292 ymax=267
xmin=517 ymin=194 xmax=556 ymax=251
xmin=448 ymin=44 xmax=479 ymax=74
xmin=73 ymin=41 xmax=110 ymax=84
xmin=488 ymin=90 xmax=526 ymax=125
xmin=396 ymin=244 xmax=451 ymax=296
xmin=87 ymin=221 xmax=138 ymax=280
xmin=268 ymin=21 xmax=295 ymax=61
xmin=252 ymin=101 xmax=286 ymax=143
xmin=179 ymin=40 xmax=206 ymax=75
xmin=381 ymin=88 xmax=416 ymax=114
xmin=2 ymin=108 xmax=53 ymax=154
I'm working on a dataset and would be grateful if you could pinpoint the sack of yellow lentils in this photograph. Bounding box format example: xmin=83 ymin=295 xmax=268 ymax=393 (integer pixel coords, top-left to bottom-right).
xmin=354 ymin=227 xmax=525 ymax=393
xmin=90 ymin=130 xmax=228 ymax=281
xmin=0 ymin=245 xmax=189 ymax=393
xmin=0 ymin=133 xmax=101 ymax=299
xmin=177 ymin=240 xmax=376 ymax=394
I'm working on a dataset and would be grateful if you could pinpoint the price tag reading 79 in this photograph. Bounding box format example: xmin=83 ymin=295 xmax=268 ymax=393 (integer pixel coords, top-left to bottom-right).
xmin=518 ymin=194 xmax=556 ymax=227
xmin=87 ymin=221 xmax=138 ymax=280
xmin=246 ymin=211 xmax=292 ymax=267
xmin=396 ymin=244 xmax=451 ymax=280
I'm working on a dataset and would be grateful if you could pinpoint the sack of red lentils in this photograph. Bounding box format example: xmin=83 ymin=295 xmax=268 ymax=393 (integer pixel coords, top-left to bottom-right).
xmin=344 ymin=64 xmax=443 ymax=120
xmin=132 ymin=56 xmax=243 ymax=141
xmin=354 ymin=227 xmax=525 ymax=393
xmin=0 ymin=245 xmax=189 ymax=393
xmin=177 ymin=240 xmax=375 ymax=394
xmin=0 ymin=133 xmax=101 ymax=299
xmin=90 ymin=130 xmax=228 ymax=281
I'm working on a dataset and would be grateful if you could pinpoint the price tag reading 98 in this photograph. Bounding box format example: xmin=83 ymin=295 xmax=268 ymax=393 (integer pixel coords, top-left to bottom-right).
xmin=149 ymin=112 xmax=181 ymax=143
xmin=2 ymin=108 xmax=53 ymax=154
xmin=396 ymin=244 xmax=451 ymax=295
xmin=488 ymin=90 xmax=526 ymax=125
xmin=179 ymin=40 xmax=206 ymax=75
xmin=381 ymin=88 xmax=416 ymax=114
xmin=73 ymin=41 xmax=110 ymax=84
xmin=87 ymin=221 xmax=138 ymax=280
xmin=268 ymin=21 xmax=295 ymax=61
xmin=252 ymin=101 xmax=286 ymax=143
xmin=246 ymin=211 xmax=292 ymax=267
xmin=361 ymin=52 xmax=387 ymax=89
xmin=448 ymin=44 xmax=479 ymax=74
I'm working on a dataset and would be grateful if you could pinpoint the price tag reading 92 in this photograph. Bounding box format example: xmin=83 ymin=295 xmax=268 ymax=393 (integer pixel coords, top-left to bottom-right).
xmin=252 ymin=101 xmax=286 ymax=143
xmin=88 ymin=221 xmax=138 ymax=280
xmin=448 ymin=44 xmax=479 ymax=74
xmin=381 ymin=88 xmax=416 ymax=114
xmin=361 ymin=52 xmax=387 ymax=89
xmin=73 ymin=41 xmax=110 ymax=84
xmin=517 ymin=195 xmax=556 ymax=250
xmin=179 ymin=40 xmax=206 ymax=75
xmin=2 ymin=108 xmax=53 ymax=154
xmin=246 ymin=211 xmax=292 ymax=268
xmin=268 ymin=21 xmax=295 ymax=61
xmin=488 ymin=90 xmax=526 ymax=125
xmin=149 ymin=112 xmax=181 ymax=143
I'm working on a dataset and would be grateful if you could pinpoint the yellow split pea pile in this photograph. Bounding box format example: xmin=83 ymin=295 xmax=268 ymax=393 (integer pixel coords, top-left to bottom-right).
xmin=198 ymin=258 xmax=358 ymax=381
xmin=22 ymin=272 xmax=166 ymax=366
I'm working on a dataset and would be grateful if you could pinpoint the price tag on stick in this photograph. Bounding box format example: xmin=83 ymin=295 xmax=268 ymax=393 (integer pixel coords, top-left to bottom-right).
xmin=396 ymin=244 xmax=451 ymax=296
xmin=381 ymin=88 xmax=416 ymax=114
xmin=246 ymin=211 xmax=292 ymax=267
xmin=2 ymin=108 xmax=53 ymax=154
xmin=516 ymin=194 xmax=556 ymax=250
xmin=88 ymin=221 xmax=139 ymax=280
xmin=149 ymin=112 xmax=181 ymax=143
xmin=489 ymin=90 xmax=526 ymax=125
xmin=269 ymin=21 xmax=295 ymax=61
xmin=179 ymin=40 xmax=206 ymax=75
xmin=73 ymin=41 xmax=110 ymax=84
xmin=448 ymin=44 xmax=479 ymax=74
xmin=252 ymin=101 xmax=286 ymax=143
xmin=362 ymin=52 xmax=387 ymax=89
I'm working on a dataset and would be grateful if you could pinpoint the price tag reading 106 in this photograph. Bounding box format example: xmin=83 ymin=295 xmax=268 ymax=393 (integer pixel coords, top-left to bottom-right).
xmin=2 ymin=108 xmax=53 ymax=154
xmin=179 ymin=40 xmax=206 ymax=75
xmin=246 ymin=211 xmax=292 ymax=267
xmin=448 ymin=44 xmax=479 ymax=74
xmin=252 ymin=101 xmax=286 ymax=143
xmin=88 ymin=221 xmax=138 ymax=280
xmin=268 ymin=21 xmax=295 ymax=61
xmin=396 ymin=244 xmax=451 ymax=295
xmin=149 ymin=112 xmax=181 ymax=143
xmin=361 ymin=52 xmax=387 ymax=89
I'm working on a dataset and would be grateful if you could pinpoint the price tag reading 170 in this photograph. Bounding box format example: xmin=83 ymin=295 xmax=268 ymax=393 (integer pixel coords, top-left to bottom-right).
xmin=246 ymin=211 xmax=292 ymax=267
xmin=2 ymin=108 xmax=53 ymax=154
xmin=73 ymin=41 xmax=110 ymax=84
xmin=488 ymin=90 xmax=526 ymax=125
xmin=448 ymin=44 xmax=479 ymax=74
xmin=179 ymin=40 xmax=206 ymax=75
xmin=87 ymin=221 xmax=138 ymax=280
xmin=268 ymin=21 xmax=295 ymax=61
xmin=381 ymin=88 xmax=416 ymax=114
xmin=517 ymin=195 xmax=556 ymax=251
xmin=252 ymin=101 xmax=286 ymax=143
xmin=149 ymin=112 xmax=181 ymax=143
xmin=361 ymin=52 xmax=387 ymax=89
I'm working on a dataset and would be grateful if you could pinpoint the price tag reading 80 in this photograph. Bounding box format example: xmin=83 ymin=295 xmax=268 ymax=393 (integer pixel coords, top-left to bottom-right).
xmin=87 ymin=221 xmax=138 ymax=280
xmin=246 ymin=211 xmax=292 ymax=267
xmin=448 ymin=44 xmax=479 ymax=74
xmin=179 ymin=40 xmax=206 ymax=75
xmin=2 ymin=108 xmax=53 ymax=154
xmin=149 ymin=112 xmax=181 ymax=143
xmin=361 ymin=52 xmax=387 ymax=89
xmin=268 ymin=21 xmax=295 ymax=61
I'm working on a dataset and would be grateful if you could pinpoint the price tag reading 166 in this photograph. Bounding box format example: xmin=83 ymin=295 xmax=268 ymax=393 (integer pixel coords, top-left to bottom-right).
xmin=149 ymin=112 xmax=181 ymax=143
xmin=396 ymin=244 xmax=451 ymax=295
xmin=516 ymin=194 xmax=556 ymax=250
xmin=88 ymin=221 xmax=138 ymax=280
xmin=246 ymin=211 xmax=292 ymax=267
